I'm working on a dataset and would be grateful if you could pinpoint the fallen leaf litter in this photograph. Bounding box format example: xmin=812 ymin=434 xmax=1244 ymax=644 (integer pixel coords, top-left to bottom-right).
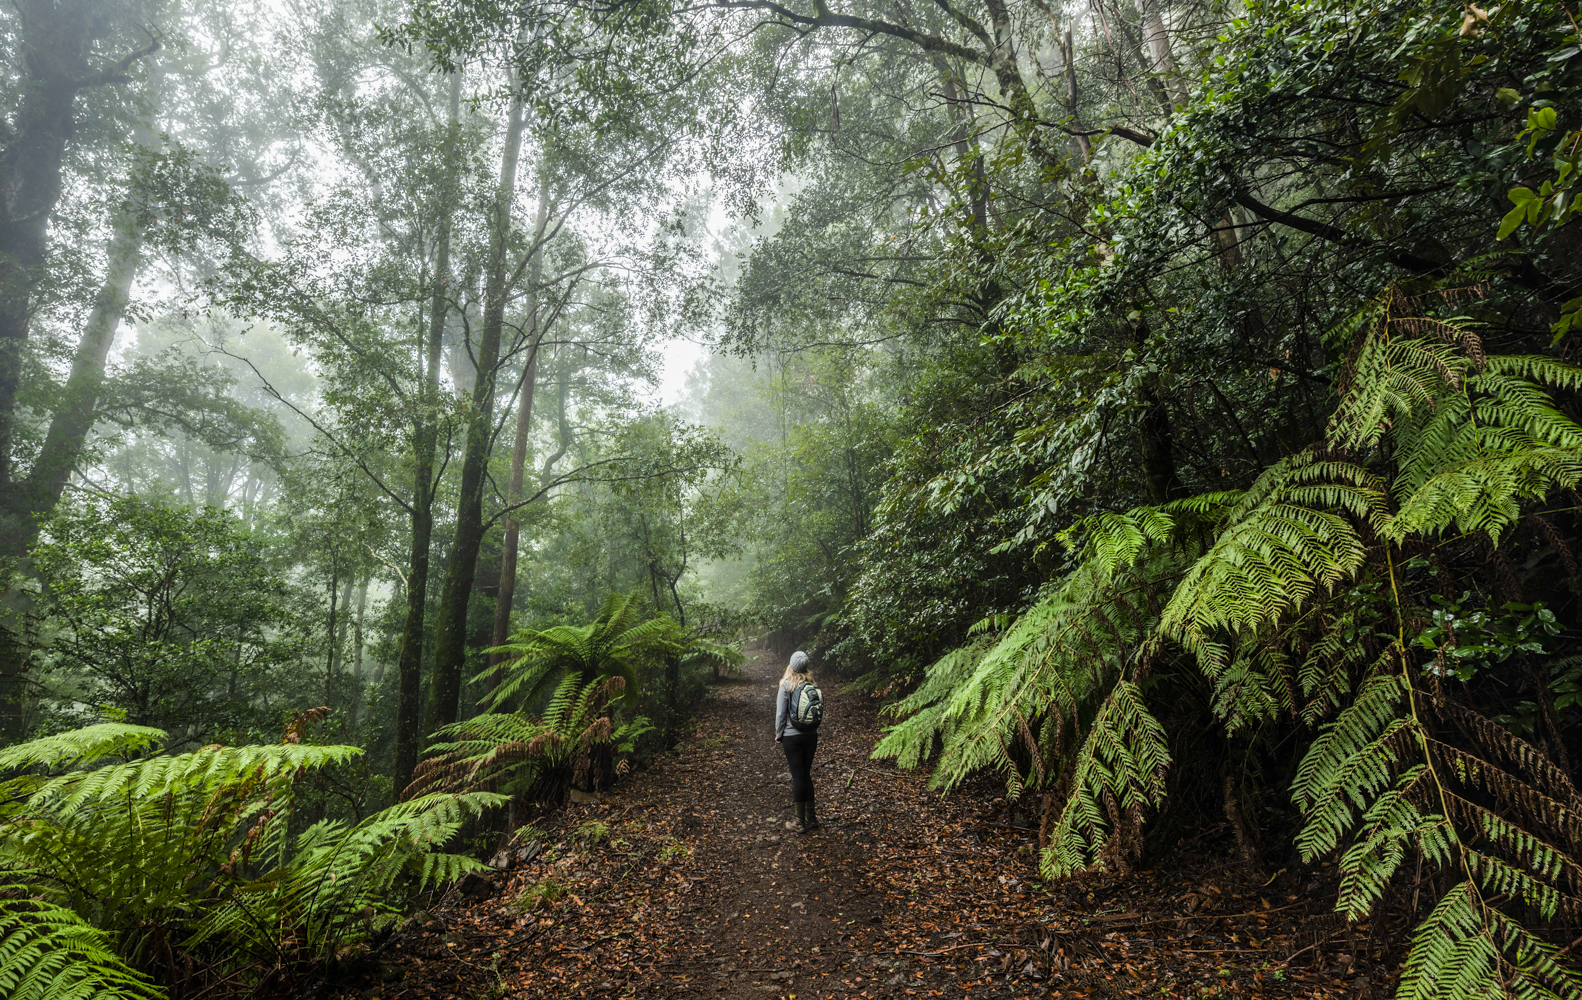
xmin=337 ymin=650 xmax=1386 ymax=1000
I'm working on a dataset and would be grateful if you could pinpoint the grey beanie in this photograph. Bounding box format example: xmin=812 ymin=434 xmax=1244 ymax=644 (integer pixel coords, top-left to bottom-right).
xmin=789 ymin=650 xmax=809 ymax=672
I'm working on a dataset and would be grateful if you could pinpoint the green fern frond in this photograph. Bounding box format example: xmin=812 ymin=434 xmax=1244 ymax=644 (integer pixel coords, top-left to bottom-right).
xmin=1398 ymin=882 xmax=1582 ymax=1000
xmin=1387 ymin=446 xmax=1582 ymax=543
xmin=0 ymin=724 xmax=165 ymax=773
xmin=1335 ymin=765 xmax=1446 ymax=919
xmin=1162 ymin=452 xmax=1383 ymax=650
xmin=0 ymin=890 xmax=162 ymax=1000
xmin=1042 ymin=679 xmax=1170 ymax=877
xmin=1291 ymin=667 xmax=1412 ymax=857
xmin=1331 ymin=334 xmax=1462 ymax=452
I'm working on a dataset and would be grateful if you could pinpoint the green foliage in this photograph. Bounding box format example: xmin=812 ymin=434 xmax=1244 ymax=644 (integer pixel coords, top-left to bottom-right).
xmin=0 ymin=724 xmax=500 ymax=992
xmin=28 ymin=496 xmax=305 ymax=741
xmin=881 ymin=296 xmax=1582 ymax=994
xmin=0 ymin=890 xmax=160 ymax=1000
xmin=514 ymin=877 xmax=567 ymax=912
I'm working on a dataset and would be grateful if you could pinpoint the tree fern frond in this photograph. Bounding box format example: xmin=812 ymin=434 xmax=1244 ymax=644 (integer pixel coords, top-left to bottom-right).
xmin=1162 ymin=452 xmax=1382 ymax=651
xmin=1292 ymin=664 xmax=1410 ymax=821
xmin=0 ymin=890 xmax=162 ymax=1000
xmin=1399 ymin=882 xmax=1582 ymax=1000
xmin=1331 ymin=334 xmax=1462 ymax=452
xmin=1335 ymin=765 xmax=1446 ymax=919
xmin=0 ymin=725 xmax=166 ymax=773
xmin=1042 ymin=680 xmax=1170 ymax=877
xmin=1387 ymin=445 xmax=1582 ymax=543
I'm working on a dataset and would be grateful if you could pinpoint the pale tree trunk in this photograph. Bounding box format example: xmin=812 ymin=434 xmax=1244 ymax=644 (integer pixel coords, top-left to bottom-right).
xmin=1035 ymin=3 xmax=1091 ymax=162
xmin=325 ymin=550 xmax=342 ymax=708
xmin=936 ymin=63 xmax=988 ymax=234
xmin=1134 ymin=0 xmax=1186 ymax=109
xmin=538 ymin=356 xmax=571 ymax=490
xmin=350 ymin=577 xmax=367 ymax=725
xmin=1062 ymin=28 xmax=1091 ymax=162
xmin=393 ymin=69 xmax=462 ymax=797
xmin=488 ymin=174 xmax=552 ymax=673
xmin=427 ymin=54 xmax=530 ymax=734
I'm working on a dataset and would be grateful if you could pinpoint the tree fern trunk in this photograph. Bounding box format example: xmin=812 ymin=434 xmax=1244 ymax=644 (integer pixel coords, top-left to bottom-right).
xmin=1133 ymin=316 xmax=1187 ymax=503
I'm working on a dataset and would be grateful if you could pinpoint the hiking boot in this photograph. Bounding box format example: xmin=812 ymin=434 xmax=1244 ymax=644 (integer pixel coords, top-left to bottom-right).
xmin=805 ymin=801 xmax=820 ymax=832
xmin=785 ymin=802 xmax=806 ymax=832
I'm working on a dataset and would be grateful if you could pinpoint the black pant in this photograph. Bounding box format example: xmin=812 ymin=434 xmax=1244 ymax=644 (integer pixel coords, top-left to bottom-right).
xmin=782 ymin=731 xmax=818 ymax=803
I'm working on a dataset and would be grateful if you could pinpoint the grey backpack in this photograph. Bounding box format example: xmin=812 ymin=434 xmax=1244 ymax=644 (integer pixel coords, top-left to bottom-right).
xmin=786 ymin=680 xmax=823 ymax=732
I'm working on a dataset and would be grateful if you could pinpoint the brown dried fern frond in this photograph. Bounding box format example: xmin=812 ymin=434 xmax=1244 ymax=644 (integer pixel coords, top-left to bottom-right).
xmin=1432 ymin=700 xmax=1581 ymax=807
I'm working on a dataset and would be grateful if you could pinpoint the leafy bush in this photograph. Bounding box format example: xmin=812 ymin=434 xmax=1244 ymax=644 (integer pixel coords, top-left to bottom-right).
xmin=0 ymin=723 xmax=501 ymax=997
xmin=27 ymin=496 xmax=307 ymax=743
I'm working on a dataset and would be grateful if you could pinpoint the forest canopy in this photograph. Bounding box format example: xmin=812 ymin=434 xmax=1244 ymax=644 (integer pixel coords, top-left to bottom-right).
xmin=0 ymin=0 xmax=1579 ymax=995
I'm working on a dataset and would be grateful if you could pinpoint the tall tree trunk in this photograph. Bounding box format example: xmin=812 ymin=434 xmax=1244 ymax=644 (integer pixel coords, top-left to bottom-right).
xmin=325 ymin=553 xmax=341 ymax=708
xmin=31 ymin=207 xmax=144 ymax=511
xmin=1036 ymin=4 xmax=1091 ymax=162
xmin=393 ymin=70 xmax=462 ymax=798
xmin=0 ymin=5 xmax=154 ymax=546
xmin=1062 ymin=28 xmax=1091 ymax=162
xmin=539 ymin=361 xmax=571 ymax=488
xmin=0 ymin=37 xmax=158 ymax=737
xmin=488 ymin=175 xmax=551 ymax=671
xmin=427 ymin=63 xmax=529 ymax=733
xmin=350 ymin=577 xmax=367 ymax=726
xmin=0 ymin=1 xmax=95 ymax=508
xmin=1134 ymin=0 xmax=1186 ymax=109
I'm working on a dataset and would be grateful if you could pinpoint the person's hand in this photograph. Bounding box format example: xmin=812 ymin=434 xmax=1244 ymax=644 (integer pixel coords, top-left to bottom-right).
xmin=775 ymin=737 xmax=782 ymax=743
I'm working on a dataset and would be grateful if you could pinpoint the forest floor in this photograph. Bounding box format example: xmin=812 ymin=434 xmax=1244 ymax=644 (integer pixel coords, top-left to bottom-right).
xmin=334 ymin=647 xmax=1385 ymax=1000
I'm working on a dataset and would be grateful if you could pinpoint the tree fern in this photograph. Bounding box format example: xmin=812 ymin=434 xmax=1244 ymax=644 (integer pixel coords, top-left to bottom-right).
xmin=0 ymin=725 xmax=500 ymax=992
xmin=880 ymin=281 xmax=1582 ymax=998
xmin=478 ymin=591 xmax=686 ymax=711
xmin=412 ymin=673 xmax=654 ymax=802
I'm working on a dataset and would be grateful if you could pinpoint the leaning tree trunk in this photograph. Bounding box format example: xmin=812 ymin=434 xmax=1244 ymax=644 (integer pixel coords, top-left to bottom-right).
xmin=0 ymin=40 xmax=159 ymax=738
xmin=427 ymin=61 xmax=529 ymax=734
xmin=1134 ymin=0 xmax=1186 ymax=110
xmin=0 ymin=1 xmax=95 ymax=516
xmin=0 ymin=5 xmax=156 ymax=550
xmin=393 ymin=69 xmax=462 ymax=798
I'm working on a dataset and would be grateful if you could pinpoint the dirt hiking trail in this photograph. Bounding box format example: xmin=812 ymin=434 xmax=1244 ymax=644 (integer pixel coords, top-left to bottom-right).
xmin=337 ymin=648 xmax=1368 ymax=1000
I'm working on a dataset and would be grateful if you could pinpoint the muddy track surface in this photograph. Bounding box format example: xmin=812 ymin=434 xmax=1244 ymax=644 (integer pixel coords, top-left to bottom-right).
xmin=338 ymin=648 xmax=1361 ymax=1000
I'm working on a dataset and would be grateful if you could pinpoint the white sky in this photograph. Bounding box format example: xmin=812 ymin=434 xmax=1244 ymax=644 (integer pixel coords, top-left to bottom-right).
xmin=657 ymin=338 xmax=706 ymax=405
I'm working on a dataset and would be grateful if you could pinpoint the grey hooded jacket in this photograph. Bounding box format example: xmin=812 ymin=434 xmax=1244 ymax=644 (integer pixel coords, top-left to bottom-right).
xmin=775 ymin=651 xmax=810 ymax=739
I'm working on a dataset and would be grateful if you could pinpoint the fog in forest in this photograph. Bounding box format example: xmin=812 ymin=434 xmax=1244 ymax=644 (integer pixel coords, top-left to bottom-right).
xmin=1 ymin=0 xmax=1580 ymax=997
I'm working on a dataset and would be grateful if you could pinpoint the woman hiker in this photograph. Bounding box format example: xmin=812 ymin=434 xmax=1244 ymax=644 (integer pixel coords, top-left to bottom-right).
xmin=775 ymin=650 xmax=822 ymax=833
